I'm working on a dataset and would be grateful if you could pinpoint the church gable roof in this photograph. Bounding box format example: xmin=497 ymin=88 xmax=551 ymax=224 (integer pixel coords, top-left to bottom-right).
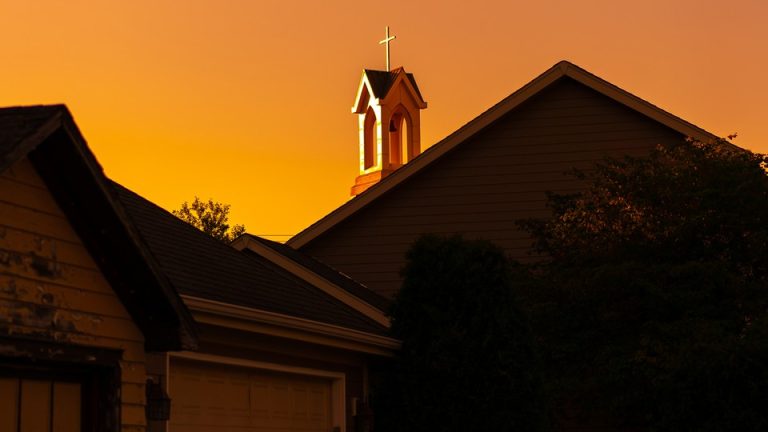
xmin=289 ymin=60 xmax=723 ymax=249
xmin=364 ymin=68 xmax=424 ymax=101
xmin=353 ymin=68 xmax=427 ymax=113
xmin=0 ymin=105 xmax=198 ymax=351
xmin=364 ymin=69 xmax=397 ymax=99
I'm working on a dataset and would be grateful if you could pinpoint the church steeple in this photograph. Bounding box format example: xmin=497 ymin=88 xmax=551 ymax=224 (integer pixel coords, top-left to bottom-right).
xmin=350 ymin=65 xmax=427 ymax=196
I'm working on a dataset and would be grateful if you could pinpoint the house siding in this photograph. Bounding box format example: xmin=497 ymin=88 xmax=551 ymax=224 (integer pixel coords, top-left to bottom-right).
xmin=301 ymin=77 xmax=687 ymax=298
xmin=0 ymin=157 xmax=148 ymax=431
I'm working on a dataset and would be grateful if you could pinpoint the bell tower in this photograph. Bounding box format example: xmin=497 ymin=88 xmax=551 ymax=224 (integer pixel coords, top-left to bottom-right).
xmin=350 ymin=28 xmax=427 ymax=196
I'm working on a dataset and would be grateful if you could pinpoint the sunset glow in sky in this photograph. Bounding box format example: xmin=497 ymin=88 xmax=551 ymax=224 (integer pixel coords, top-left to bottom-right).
xmin=2 ymin=0 xmax=766 ymax=240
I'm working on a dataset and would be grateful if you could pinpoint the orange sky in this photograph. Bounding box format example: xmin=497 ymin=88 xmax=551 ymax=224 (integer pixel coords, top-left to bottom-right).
xmin=2 ymin=0 xmax=766 ymax=240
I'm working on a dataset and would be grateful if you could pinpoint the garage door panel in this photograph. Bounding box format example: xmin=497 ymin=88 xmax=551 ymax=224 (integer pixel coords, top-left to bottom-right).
xmin=53 ymin=382 xmax=81 ymax=432
xmin=1 ymin=378 xmax=83 ymax=432
xmin=309 ymin=387 xmax=327 ymax=424
xmin=171 ymin=359 xmax=333 ymax=432
xmin=0 ymin=378 xmax=19 ymax=431
xmin=250 ymin=380 xmax=270 ymax=421
xmin=21 ymin=379 xmax=51 ymax=431
xmin=292 ymin=384 xmax=309 ymax=421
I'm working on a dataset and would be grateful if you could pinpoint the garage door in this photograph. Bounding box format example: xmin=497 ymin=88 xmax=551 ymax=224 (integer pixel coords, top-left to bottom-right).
xmin=170 ymin=359 xmax=333 ymax=432
xmin=0 ymin=378 xmax=81 ymax=432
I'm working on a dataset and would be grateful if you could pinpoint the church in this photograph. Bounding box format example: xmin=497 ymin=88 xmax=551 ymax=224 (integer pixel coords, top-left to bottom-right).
xmin=0 ymin=47 xmax=729 ymax=431
xmin=290 ymin=59 xmax=719 ymax=299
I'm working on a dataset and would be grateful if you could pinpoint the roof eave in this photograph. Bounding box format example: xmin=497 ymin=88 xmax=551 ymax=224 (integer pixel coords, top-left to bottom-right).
xmin=183 ymin=294 xmax=399 ymax=356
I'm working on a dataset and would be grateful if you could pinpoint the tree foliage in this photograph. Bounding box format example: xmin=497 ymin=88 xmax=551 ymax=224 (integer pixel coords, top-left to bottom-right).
xmin=373 ymin=235 xmax=544 ymax=432
xmin=172 ymin=197 xmax=246 ymax=242
xmin=519 ymin=139 xmax=768 ymax=430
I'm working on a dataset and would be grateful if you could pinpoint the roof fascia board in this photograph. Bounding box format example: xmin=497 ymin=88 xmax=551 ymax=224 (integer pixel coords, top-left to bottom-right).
xmin=59 ymin=118 xmax=198 ymax=350
xmin=561 ymin=63 xmax=718 ymax=143
xmin=352 ymin=73 xmax=381 ymax=113
xmin=232 ymin=237 xmax=390 ymax=327
xmin=182 ymin=295 xmax=399 ymax=356
xmin=171 ymin=351 xmax=346 ymax=380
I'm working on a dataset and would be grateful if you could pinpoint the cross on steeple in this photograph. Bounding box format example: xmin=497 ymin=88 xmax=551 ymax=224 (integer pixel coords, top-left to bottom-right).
xmin=379 ymin=26 xmax=396 ymax=71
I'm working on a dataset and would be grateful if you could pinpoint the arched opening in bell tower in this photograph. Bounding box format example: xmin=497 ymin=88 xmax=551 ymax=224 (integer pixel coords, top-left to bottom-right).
xmin=363 ymin=107 xmax=378 ymax=170
xmin=388 ymin=106 xmax=411 ymax=167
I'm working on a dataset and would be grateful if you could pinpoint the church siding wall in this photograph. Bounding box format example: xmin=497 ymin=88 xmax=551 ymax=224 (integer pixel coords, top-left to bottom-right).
xmin=302 ymin=78 xmax=686 ymax=298
xmin=0 ymin=157 xmax=149 ymax=431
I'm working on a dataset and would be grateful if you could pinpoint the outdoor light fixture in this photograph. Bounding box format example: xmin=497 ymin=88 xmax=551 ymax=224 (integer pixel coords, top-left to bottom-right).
xmin=145 ymin=378 xmax=171 ymax=421
xmin=353 ymin=398 xmax=374 ymax=432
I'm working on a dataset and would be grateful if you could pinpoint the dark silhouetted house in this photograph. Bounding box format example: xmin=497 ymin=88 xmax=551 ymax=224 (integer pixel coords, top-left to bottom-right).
xmin=0 ymin=106 xmax=197 ymax=432
xmin=0 ymin=106 xmax=395 ymax=432
xmin=289 ymin=60 xmax=722 ymax=299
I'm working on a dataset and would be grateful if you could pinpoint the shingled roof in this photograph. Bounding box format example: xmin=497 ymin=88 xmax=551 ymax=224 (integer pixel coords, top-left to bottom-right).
xmin=111 ymin=182 xmax=390 ymax=337
xmin=364 ymin=68 xmax=424 ymax=101
xmin=0 ymin=105 xmax=67 ymax=172
xmin=238 ymin=234 xmax=391 ymax=312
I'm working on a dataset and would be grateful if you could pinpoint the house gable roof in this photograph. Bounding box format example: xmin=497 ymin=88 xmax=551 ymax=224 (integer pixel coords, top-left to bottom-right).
xmin=111 ymin=183 xmax=392 ymax=341
xmin=289 ymin=60 xmax=723 ymax=249
xmin=0 ymin=106 xmax=67 ymax=173
xmin=0 ymin=105 xmax=197 ymax=351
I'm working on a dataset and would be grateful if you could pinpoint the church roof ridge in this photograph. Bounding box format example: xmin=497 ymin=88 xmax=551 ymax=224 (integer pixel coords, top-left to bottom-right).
xmin=360 ymin=67 xmax=424 ymax=102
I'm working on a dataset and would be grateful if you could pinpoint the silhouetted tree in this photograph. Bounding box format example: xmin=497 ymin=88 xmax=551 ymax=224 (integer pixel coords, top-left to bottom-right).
xmin=172 ymin=197 xmax=246 ymax=242
xmin=373 ymin=234 xmax=544 ymax=432
xmin=519 ymin=139 xmax=768 ymax=431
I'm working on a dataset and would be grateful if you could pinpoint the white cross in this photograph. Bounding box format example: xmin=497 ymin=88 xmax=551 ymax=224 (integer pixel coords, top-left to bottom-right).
xmin=379 ymin=26 xmax=396 ymax=71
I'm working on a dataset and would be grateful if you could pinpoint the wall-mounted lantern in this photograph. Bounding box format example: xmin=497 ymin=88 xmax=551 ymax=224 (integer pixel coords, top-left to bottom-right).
xmin=353 ymin=397 xmax=374 ymax=432
xmin=145 ymin=378 xmax=171 ymax=421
